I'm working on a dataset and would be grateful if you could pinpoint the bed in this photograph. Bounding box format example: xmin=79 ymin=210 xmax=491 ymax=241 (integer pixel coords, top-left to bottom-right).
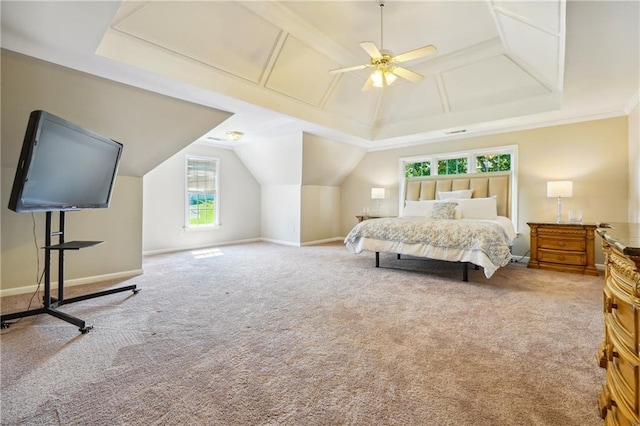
xmin=344 ymin=172 xmax=517 ymax=280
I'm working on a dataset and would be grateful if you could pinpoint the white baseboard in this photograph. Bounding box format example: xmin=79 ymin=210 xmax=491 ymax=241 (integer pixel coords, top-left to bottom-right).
xmin=143 ymin=238 xmax=262 ymax=256
xmin=509 ymin=255 xmax=605 ymax=271
xmin=143 ymin=236 xmax=343 ymax=254
xmin=260 ymin=238 xmax=301 ymax=247
xmin=0 ymin=269 xmax=143 ymax=297
xmin=301 ymin=237 xmax=343 ymax=246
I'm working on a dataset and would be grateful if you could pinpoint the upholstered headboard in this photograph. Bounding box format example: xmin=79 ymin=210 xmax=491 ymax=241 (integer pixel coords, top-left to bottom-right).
xmin=403 ymin=171 xmax=512 ymax=218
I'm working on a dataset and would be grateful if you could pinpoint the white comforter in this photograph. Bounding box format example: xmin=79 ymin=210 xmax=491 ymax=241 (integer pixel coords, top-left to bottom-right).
xmin=344 ymin=217 xmax=516 ymax=278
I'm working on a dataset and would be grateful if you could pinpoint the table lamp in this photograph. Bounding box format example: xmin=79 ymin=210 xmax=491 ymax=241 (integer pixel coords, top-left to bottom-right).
xmin=547 ymin=181 xmax=573 ymax=223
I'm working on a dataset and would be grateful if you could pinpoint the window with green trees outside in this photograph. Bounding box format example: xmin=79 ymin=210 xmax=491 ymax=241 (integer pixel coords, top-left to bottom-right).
xmin=186 ymin=156 xmax=219 ymax=227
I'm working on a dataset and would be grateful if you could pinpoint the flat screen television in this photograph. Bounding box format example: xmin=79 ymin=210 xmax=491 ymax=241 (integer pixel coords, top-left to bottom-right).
xmin=8 ymin=110 xmax=123 ymax=212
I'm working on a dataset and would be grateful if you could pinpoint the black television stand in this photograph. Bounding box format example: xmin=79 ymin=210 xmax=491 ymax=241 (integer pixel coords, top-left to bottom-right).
xmin=1 ymin=211 xmax=139 ymax=333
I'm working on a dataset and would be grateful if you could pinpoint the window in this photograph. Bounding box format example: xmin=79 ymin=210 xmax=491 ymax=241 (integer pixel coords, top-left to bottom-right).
xmin=437 ymin=157 xmax=468 ymax=175
xmin=403 ymin=145 xmax=516 ymax=178
xmin=185 ymin=156 xmax=219 ymax=228
xmin=476 ymin=153 xmax=511 ymax=172
xmin=404 ymin=161 xmax=431 ymax=177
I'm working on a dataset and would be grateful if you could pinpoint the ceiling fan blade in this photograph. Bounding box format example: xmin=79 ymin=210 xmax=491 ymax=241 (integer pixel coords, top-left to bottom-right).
xmin=394 ymin=45 xmax=437 ymax=63
xmin=392 ymin=67 xmax=424 ymax=83
xmin=329 ymin=64 xmax=369 ymax=74
xmin=360 ymin=41 xmax=382 ymax=60
xmin=361 ymin=75 xmax=374 ymax=91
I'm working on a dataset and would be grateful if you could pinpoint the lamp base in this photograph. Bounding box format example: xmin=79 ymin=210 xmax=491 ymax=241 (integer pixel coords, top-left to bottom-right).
xmin=556 ymin=196 xmax=563 ymax=223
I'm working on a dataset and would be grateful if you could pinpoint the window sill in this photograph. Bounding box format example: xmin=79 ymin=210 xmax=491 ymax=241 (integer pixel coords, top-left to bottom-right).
xmin=184 ymin=224 xmax=221 ymax=232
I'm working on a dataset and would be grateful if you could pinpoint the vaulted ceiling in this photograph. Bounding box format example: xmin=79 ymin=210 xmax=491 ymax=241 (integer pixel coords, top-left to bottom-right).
xmin=1 ymin=1 xmax=638 ymax=150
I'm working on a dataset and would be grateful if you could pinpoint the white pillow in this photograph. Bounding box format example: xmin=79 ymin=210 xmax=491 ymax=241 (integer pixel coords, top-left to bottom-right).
xmin=456 ymin=197 xmax=498 ymax=220
xmin=402 ymin=200 xmax=438 ymax=217
xmin=437 ymin=189 xmax=474 ymax=200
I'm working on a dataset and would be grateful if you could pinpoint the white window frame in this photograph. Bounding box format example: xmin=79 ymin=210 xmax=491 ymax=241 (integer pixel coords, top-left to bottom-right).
xmin=399 ymin=145 xmax=519 ymax=228
xmin=184 ymin=155 xmax=220 ymax=230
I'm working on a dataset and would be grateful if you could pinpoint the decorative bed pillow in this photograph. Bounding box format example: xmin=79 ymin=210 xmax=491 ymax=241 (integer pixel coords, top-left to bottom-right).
xmin=429 ymin=201 xmax=458 ymax=219
xmin=437 ymin=189 xmax=474 ymax=200
xmin=456 ymin=197 xmax=498 ymax=220
xmin=402 ymin=200 xmax=437 ymax=217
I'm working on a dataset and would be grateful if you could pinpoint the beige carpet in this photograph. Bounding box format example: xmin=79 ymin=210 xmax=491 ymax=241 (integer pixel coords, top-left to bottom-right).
xmin=1 ymin=241 xmax=604 ymax=425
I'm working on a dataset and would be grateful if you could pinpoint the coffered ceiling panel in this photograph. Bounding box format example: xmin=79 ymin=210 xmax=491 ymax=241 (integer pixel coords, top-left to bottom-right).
xmin=376 ymin=76 xmax=444 ymax=127
xmin=323 ymin=71 xmax=380 ymax=128
xmin=495 ymin=11 xmax=562 ymax=87
xmin=265 ymin=35 xmax=340 ymax=106
xmin=280 ymin=1 xmax=499 ymax=61
xmin=114 ymin=1 xmax=282 ymax=84
xmin=442 ymin=55 xmax=549 ymax=112
xmin=493 ymin=0 xmax=561 ymax=34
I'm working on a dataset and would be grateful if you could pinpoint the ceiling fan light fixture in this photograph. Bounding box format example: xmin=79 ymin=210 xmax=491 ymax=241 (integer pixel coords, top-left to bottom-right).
xmin=371 ymin=69 xmax=397 ymax=88
xmin=328 ymin=0 xmax=435 ymax=90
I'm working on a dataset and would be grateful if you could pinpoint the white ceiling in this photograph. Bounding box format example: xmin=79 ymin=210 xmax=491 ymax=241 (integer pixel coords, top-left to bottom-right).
xmin=1 ymin=1 xmax=638 ymax=150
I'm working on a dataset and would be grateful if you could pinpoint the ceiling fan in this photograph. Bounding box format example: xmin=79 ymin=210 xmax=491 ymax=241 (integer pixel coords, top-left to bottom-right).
xmin=329 ymin=1 xmax=437 ymax=91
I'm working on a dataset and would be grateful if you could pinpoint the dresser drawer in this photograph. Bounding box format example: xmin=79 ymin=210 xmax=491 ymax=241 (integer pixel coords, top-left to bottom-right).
xmin=537 ymin=248 xmax=586 ymax=266
xmin=606 ymin=403 xmax=639 ymax=426
xmin=607 ymin=358 xmax=640 ymax=423
xmin=606 ymin=279 xmax=640 ymax=354
xmin=601 ymin=382 xmax=640 ymax=426
xmin=605 ymin=331 xmax=640 ymax=413
xmin=538 ymin=235 xmax=586 ymax=251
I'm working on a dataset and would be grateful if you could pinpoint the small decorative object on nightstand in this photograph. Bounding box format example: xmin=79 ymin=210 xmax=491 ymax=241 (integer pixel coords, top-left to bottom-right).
xmin=527 ymin=222 xmax=598 ymax=275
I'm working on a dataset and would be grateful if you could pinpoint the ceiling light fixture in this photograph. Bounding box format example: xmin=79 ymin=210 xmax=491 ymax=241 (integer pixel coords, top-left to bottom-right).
xmin=226 ymin=131 xmax=244 ymax=141
xmin=371 ymin=67 xmax=397 ymax=88
xmin=328 ymin=1 xmax=436 ymax=91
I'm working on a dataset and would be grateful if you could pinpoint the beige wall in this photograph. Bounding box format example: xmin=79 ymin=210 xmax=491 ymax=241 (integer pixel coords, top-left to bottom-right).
xmin=261 ymin=185 xmax=301 ymax=245
xmin=1 ymin=172 xmax=143 ymax=295
xmin=341 ymin=117 xmax=629 ymax=265
xmin=301 ymin=185 xmax=341 ymax=244
xmin=143 ymin=143 xmax=261 ymax=253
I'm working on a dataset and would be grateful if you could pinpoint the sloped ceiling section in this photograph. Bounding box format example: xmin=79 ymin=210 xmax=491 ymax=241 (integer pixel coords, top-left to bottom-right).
xmin=1 ymin=50 xmax=231 ymax=178
xmin=97 ymin=0 xmax=566 ymax=144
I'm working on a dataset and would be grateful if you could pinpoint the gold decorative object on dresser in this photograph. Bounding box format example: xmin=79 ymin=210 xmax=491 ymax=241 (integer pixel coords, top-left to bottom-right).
xmin=527 ymin=222 xmax=598 ymax=275
xmin=596 ymin=223 xmax=640 ymax=425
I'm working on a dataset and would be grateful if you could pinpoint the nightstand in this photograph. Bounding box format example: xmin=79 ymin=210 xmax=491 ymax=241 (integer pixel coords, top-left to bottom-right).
xmin=527 ymin=222 xmax=598 ymax=275
xmin=356 ymin=215 xmax=382 ymax=222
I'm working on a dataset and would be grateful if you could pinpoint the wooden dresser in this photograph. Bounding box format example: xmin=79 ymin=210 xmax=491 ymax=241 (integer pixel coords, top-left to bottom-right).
xmin=527 ymin=222 xmax=598 ymax=275
xmin=596 ymin=223 xmax=640 ymax=425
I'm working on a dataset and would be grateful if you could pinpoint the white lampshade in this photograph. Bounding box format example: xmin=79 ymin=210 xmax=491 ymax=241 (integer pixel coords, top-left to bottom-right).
xmin=371 ymin=188 xmax=386 ymax=199
xmin=547 ymin=181 xmax=573 ymax=198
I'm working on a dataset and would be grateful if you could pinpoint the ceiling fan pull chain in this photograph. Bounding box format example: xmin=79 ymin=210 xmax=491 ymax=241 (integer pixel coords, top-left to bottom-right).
xmin=380 ymin=1 xmax=385 ymax=49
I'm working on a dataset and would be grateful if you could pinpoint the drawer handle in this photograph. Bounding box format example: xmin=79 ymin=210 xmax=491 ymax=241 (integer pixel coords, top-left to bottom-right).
xmin=598 ymin=387 xmax=610 ymax=419
xmin=605 ymin=298 xmax=618 ymax=313
xmin=597 ymin=342 xmax=608 ymax=369
xmin=607 ymin=344 xmax=619 ymax=362
xmin=598 ymin=386 xmax=617 ymax=419
xmin=558 ymin=241 xmax=566 ymax=247
xmin=557 ymin=255 xmax=566 ymax=261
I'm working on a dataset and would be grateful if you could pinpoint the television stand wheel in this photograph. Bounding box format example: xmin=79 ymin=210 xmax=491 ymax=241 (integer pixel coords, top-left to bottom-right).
xmin=79 ymin=325 xmax=93 ymax=334
xmin=133 ymin=289 xmax=141 ymax=294
xmin=1 ymin=322 xmax=10 ymax=329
